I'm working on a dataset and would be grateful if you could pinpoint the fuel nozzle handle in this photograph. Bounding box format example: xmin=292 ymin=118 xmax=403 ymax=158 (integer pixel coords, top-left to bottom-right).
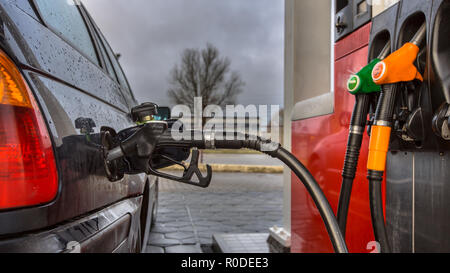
xmin=347 ymin=42 xmax=390 ymax=96
xmin=372 ymin=23 xmax=427 ymax=87
xmin=106 ymin=122 xmax=168 ymax=163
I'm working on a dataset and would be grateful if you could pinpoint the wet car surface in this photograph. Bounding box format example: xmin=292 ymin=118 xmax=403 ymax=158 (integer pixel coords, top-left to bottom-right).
xmin=0 ymin=0 xmax=158 ymax=253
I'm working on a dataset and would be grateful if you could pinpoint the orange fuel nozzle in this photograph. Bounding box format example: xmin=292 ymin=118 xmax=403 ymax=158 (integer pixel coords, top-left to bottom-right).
xmin=372 ymin=43 xmax=423 ymax=85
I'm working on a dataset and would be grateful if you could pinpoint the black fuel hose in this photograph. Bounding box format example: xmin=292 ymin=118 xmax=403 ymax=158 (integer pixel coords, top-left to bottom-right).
xmin=107 ymin=129 xmax=349 ymax=252
xmin=271 ymin=147 xmax=348 ymax=253
xmin=374 ymin=84 xmax=398 ymax=124
xmin=337 ymin=94 xmax=370 ymax=236
xmin=367 ymin=83 xmax=398 ymax=253
xmin=368 ymin=169 xmax=390 ymax=253
xmin=158 ymin=131 xmax=349 ymax=253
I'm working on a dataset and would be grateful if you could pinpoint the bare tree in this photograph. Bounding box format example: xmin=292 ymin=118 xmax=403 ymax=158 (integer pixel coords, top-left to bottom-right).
xmin=167 ymin=43 xmax=244 ymax=111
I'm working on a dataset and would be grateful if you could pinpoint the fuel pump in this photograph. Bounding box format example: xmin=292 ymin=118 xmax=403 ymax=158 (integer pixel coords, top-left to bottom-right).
xmin=337 ymin=41 xmax=391 ymax=236
xmin=366 ymin=23 xmax=427 ymax=253
xmin=103 ymin=103 xmax=349 ymax=253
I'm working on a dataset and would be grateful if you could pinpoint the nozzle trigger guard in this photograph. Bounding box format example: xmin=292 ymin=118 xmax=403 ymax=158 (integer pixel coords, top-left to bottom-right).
xmin=148 ymin=149 xmax=212 ymax=188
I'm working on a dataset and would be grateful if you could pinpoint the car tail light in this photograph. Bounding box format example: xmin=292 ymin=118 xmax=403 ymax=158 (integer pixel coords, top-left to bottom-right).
xmin=0 ymin=50 xmax=58 ymax=210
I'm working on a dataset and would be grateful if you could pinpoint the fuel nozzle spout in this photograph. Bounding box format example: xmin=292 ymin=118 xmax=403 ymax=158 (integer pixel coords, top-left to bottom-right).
xmin=410 ymin=23 xmax=427 ymax=47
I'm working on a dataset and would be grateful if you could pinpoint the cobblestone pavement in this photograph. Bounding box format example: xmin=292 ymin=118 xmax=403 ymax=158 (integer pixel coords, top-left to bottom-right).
xmin=146 ymin=172 xmax=283 ymax=253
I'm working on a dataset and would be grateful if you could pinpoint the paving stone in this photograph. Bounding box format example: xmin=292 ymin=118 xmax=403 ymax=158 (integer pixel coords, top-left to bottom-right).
xmin=151 ymin=225 xmax=178 ymax=233
xmin=157 ymin=208 xmax=174 ymax=214
xmin=165 ymin=245 xmax=202 ymax=254
xmin=199 ymin=237 xmax=213 ymax=245
xmin=148 ymin=232 xmax=164 ymax=241
xmin=167 ymin=210 xmax=189 ymax=216
xmin=177 ymin=226 xmax=195 ymax=232
xmin=208 ymin=215 xmax=232 ymax=222
xmin=145 ymin=245 xmax=165 ymax=253
xmin=154 ymin=217 xmax=172 ymax=224
xmin=198 ymin=232 xmax=214 ymax=239
xmin=162 ymin=213 xmax=187 ymax=219
xmin=165 ymin=232 xmax=196 ymax=240
xmin=181 ymin=238 xmax=198 ymax=244
xmin=148 ymin=237 xmax=182 ymax=247
xmin=227 ymin=220 xmax=250 ymax=227
xmin=209 ymin=227 xmax=239 ymax=233
xmin=165 ymin=221 xmax=192 ymax=228
xmin=194 ymin=226 xmax=215 ymax=232
xmin=201 ymin=207 xmax=225 ymax=212
xmin=193 ymin=221 xmax=222 ymax=227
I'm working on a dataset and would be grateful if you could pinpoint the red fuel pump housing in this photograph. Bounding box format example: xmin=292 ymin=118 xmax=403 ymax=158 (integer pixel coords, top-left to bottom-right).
xmin=291 ymin=23 xmax=386 ymax=253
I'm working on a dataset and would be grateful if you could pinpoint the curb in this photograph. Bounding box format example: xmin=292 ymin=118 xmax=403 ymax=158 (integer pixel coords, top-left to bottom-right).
xmin=161 ymin=164 xmax=284 ymax=174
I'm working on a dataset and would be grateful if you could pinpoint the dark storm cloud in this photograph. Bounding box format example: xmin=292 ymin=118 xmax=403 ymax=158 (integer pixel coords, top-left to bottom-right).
xmin=83 ymin=0 xmax=284 ymax=108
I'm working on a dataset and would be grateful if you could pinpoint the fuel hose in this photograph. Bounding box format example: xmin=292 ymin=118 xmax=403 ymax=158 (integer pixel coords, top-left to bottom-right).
xmin=107 ymin=130 xmax=349 ymax=253
xmin=367 ymin=23 xmax=427 ymax=253
xmin=172 ymin=132 xmax=349 ymax=253
xmin=337 ymin=41 xmax=391 ymax=236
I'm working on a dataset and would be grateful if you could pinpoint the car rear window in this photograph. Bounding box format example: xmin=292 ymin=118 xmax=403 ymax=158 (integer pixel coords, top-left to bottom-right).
xmin=34 ymin=0 xmax=99 ymax=65
xmin=99 ymin=32 xmax=131 ymax=92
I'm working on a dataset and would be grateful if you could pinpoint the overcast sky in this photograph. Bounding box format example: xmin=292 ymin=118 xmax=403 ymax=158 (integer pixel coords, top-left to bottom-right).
xmin=83 ymin=0 xmax=284 ymax=108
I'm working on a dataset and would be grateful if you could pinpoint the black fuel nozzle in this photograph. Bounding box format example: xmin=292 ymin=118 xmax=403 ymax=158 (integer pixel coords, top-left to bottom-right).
xmin=105 ymin=126 xmax=213 ymax=188
xmin=103 ymin=127 xmax=349 ymax=253
xmin=432 ymin=103 xmax=450 ymax=140
xmin=106 ymin=121 xmax=168 ymax=174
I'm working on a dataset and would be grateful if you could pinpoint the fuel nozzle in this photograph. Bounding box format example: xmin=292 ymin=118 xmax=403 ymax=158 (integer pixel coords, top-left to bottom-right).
xmin=365 ymin=22 xmax=427 ymax=253
xmin=432 ymin=103 xmax=450 ymax=140
xmin=368 ymin=23 xmax=426 ymax=173
xmin=104 ymin=126 xmax=349 ymax=252
xmin=337 ymin=41 xmax=391 ymax=236
xmin=347 ymin=41 xmax=391 ymax=96
xmin=372 ymin=24 xmax=426 ymax=87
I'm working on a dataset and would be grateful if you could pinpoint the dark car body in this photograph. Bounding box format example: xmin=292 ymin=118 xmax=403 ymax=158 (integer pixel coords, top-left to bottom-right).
xmin=0 ymin=0 xmax=158 ymax=253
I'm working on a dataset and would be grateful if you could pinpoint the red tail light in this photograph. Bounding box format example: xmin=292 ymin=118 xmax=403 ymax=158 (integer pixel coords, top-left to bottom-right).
xmin=0 ymin=50 xmax=58 ymax=210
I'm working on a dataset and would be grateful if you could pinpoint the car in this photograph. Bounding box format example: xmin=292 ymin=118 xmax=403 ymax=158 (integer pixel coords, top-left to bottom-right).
xmin=0 ymin=0 xmax=158 ymax=253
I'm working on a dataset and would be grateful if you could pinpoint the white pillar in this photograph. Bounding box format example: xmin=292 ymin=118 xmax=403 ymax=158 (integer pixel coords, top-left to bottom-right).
xmin=268 ymin=0 xmax=294 ymax=250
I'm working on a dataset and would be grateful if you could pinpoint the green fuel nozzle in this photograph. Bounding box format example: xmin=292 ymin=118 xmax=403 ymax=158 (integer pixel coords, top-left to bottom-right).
xmin=347 ymin=40 xmax=392 ymax=95
xmin=347 ymin=59 xmax=382 ymax=95
xmin=337 ymin=40 xmax=391 ymax=236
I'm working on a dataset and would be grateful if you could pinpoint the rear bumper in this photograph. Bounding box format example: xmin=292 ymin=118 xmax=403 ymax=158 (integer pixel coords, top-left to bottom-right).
xmin=0 ymin=197 xmax=142 ymax=253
